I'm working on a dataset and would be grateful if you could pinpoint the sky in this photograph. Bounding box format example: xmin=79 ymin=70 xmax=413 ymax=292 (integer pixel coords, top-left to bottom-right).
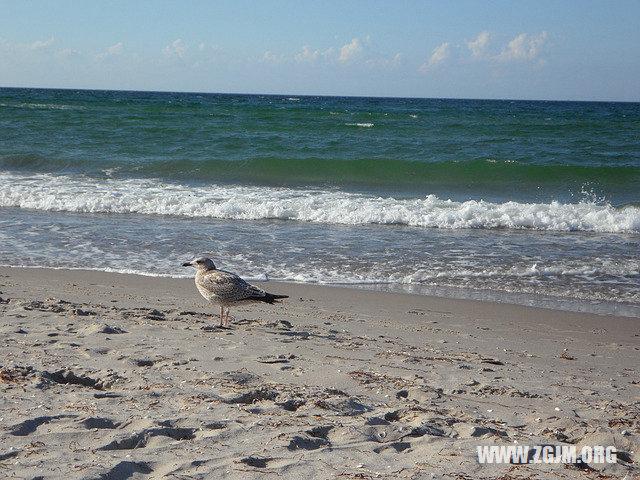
xmin=1 ymin=0 xmax=639 ymax=101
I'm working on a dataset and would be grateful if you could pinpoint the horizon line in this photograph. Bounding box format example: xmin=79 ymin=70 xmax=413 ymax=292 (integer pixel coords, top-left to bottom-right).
xmin=1 ymin=84 xmax=638 ymax=105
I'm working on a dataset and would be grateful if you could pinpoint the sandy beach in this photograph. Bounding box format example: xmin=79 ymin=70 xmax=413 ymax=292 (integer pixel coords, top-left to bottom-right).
xmin=0 ymin=266 xmax=638 ymax=479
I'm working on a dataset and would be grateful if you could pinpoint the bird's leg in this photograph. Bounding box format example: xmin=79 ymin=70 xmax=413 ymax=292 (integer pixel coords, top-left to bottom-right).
xmin=224 ymin=307 xmax=230 ymax=326
xmin=219 ymin=306 xmax=224 ymax=327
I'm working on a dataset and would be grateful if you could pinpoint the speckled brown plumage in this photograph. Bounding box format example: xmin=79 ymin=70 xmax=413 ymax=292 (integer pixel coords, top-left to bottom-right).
xmin=183 ymin=257 xmax=288 ymax=326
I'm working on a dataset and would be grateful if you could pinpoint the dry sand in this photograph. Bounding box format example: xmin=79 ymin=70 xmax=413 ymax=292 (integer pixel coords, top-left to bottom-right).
xmin=0 ymin=266 xmax=638 ymax=479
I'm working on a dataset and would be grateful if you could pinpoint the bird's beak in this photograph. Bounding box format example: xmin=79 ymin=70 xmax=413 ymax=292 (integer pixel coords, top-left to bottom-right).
xmin=182 ymin=262 xmax=192 ymax=267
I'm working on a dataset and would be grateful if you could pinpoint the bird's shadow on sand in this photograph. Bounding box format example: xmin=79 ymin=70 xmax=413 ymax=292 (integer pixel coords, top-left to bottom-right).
xmin=200 ymin=325 xmax=235 ymax=332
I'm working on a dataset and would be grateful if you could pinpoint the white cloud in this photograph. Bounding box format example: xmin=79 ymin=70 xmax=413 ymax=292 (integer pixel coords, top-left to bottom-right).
xmin=467 ymin=31 xmax=491 ymax=59
xmin=106 ymin=42 xmax=124 ymax=55
xmin=294 ymin=45 xmax=335 ymax=63
xmin=196 ymin=43 xmax=223 ymax=55
xmin=295 ymin=45 xmax=318 ymax=62
xmin=366 ymin=52 xmax=403 ymax=69
xmin=245 ymin=35 xmax=399 ymax=72
xmin=55 ymin=48 xmax=80 ymax=59
xmin=162 ymin=39 xmax=187 ymax=59
xmin=496 ymin=32 xmax=548 ymax=61
xmin=339 ymin=38 xmax=363 ymax=62
xmin=464 ymin=30 xmax=550 ymax=66
xmin=419 ymin=42 xmax=449 ymax=72
xmin=261 ymin=50 xmax=285 ymax=64
xmin=97 ymin=42 xmax=124 ymax=61
xmin=29 ymin=37 xmax=54 ymax=50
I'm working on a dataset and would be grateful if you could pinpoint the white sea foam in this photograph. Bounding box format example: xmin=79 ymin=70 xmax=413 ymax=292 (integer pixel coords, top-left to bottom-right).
xmin=345 ymin=122 xmax=374 ymax=127
xmin=4 ymin=103 xmax=82 ymax=110
xmin=1 ymin=172 xmax=639 ymax=233
xmin=399 ymin=262 xmax=640 ymax=284
xmin=0 ymin=263 xmax=192 ymax=279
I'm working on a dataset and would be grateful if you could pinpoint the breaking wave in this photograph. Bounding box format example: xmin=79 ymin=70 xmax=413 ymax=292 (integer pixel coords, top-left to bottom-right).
xmin=1 ymin=172 xmax=638 ymax=233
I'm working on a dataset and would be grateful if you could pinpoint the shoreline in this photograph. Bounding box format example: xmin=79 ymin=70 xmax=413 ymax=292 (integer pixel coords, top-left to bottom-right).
xmin=2 ymin=264 xmax=639 ymax=319
xmin=1 ymin=266 xmax=638 ymax=478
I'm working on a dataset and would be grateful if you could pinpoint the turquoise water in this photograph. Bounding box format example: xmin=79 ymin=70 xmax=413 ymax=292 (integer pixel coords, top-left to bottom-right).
xmin=1 ymin=88 xmax=639 ymax=315
xmin=2 ymin=89 xmax=639 ymax=202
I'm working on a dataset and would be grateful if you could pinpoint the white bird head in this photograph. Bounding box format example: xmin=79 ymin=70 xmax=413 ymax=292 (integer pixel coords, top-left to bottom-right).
xmin=182 ymin=257 xmax=217 ymax=271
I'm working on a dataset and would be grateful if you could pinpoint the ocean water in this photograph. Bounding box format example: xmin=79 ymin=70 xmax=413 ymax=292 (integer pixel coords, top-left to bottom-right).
xmin=1 ymin=88 xmax=639 ymax=316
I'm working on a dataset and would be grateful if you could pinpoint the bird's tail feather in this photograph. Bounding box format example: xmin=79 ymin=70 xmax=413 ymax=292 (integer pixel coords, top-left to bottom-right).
xmin=251 ymin=293 xmax=289 ymax=304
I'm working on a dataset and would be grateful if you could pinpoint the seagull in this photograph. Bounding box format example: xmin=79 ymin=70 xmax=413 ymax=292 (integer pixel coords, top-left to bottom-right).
xmin=182 ymin=257 xmax=288 ymax=327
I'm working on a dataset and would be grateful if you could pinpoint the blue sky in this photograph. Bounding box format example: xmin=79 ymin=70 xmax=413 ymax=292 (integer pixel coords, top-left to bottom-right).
xmin=1 ymin=0 xmax=639 ymax=101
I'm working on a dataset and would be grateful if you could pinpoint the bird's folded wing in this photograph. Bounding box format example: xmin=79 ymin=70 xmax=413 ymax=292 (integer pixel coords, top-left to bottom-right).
xmin=200 ymin=270 xmax=265 ymax=299
xmin=245 ymin=284 xmax=266 ymax=298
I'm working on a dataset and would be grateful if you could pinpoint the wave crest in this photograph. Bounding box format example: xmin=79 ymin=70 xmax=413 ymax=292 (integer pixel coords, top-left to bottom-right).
xmin=1 ymin=173 xmax=638 ymax=233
